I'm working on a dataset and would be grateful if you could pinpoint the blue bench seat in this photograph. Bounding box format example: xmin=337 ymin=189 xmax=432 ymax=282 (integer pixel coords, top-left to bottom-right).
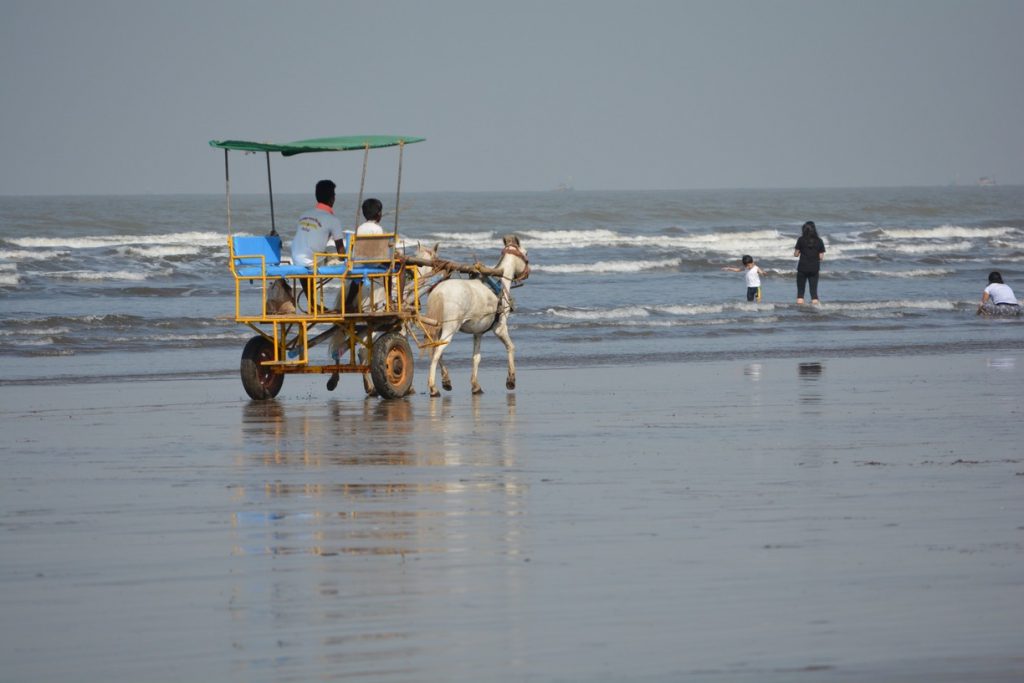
xmin=232 ymin=235 xmax=328 ymax=278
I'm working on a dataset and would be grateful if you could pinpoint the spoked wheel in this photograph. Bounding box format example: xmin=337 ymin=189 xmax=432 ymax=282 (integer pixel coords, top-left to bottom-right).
xmin=240 ymin=335 xmax=284 ymax=400
xmin=370 ymin=332 xmax=414 ymax=399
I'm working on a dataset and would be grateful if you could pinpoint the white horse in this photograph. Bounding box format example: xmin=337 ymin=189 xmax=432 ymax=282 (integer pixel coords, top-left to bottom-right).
xmin=422 ymin=235 xmax=529 ymax=397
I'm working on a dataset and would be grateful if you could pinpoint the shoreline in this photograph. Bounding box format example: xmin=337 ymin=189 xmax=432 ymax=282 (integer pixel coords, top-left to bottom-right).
xmin=2 ymin=336 xmax=1023 ymax=388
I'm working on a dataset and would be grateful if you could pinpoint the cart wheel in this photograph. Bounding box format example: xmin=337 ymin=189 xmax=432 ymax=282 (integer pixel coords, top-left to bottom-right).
xmin=240 ymin=335 xmax=284 ymax=400
xmin=370 ymin=332 xmax=414 ymax=399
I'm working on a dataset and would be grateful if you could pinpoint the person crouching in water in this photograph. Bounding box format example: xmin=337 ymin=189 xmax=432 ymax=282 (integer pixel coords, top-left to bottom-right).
xmin=722 ymin=255 xmax=767 ymax=302
xmin=978 ymin=271 xmax=1021 ymax=316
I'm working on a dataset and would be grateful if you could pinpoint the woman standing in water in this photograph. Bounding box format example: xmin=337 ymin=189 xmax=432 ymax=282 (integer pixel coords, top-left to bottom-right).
xmin=794 ymin=221 xmax=826 ymax=303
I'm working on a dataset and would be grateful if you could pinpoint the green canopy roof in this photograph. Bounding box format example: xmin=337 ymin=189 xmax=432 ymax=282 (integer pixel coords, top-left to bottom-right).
xmin=208 ymin=135 xmax=425 ymax=156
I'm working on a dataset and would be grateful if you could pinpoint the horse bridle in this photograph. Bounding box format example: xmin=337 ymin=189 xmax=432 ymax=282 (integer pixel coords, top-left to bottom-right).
xmin=500 ymin=244 xmax=530 ymax=286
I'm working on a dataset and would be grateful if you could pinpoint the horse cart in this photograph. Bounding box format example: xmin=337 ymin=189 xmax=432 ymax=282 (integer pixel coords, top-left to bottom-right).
xmin=209 ymin=135 xmax=434 ymax=400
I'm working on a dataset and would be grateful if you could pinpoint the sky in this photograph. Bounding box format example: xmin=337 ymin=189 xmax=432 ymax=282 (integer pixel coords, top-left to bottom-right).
xmin=2 ymin=0 xmax=1022 ymax=195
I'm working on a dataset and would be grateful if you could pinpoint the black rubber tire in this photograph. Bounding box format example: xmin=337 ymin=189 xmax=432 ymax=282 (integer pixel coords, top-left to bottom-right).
xmin=240 ymin=335 xmax=284 ymax=400
xmin=370 ymin=332 xmax=414 ymax=399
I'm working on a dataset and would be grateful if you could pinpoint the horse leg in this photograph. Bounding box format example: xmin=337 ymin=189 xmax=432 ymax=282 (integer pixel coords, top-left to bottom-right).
xmin=440 ymin=358 xmax=452 ymax=392
xmin=470 ymin=333 xmax=484 ymax=394
xmin=428 ymin=344 xmax=445 ymax=397
xmin=493 ymin=315 xmax=516 ymax=390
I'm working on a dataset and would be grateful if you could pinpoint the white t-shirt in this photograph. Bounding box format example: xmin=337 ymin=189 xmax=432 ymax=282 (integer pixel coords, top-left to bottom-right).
xmin=744 ymin=267 xmax=761 ymax=288
xmin=291 ymin=204 xmax=344 ymax=268
xmin=355 ymin=220 xmax=384 ymax=236
xmin=984 ymin=282 xmax=1017 ymax=305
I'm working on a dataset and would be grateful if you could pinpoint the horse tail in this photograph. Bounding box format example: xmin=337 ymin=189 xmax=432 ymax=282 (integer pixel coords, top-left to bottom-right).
xmin=422 ymin=293 xmax=444 ymax=341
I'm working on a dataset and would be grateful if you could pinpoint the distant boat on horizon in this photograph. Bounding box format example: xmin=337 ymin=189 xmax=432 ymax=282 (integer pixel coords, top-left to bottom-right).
xmin=978 ymin=176 xmax=997 ymax=186
xmin=552 ymin=177 xmax=575 ymax=192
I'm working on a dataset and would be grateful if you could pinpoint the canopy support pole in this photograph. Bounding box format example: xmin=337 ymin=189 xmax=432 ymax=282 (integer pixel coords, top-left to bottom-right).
xmin=394 ymin=140 xmax=404 ymax=233
xmin=355 ymin=143 xmax=369 ymax=230
xmin=224 ymin=149 xmax=233 ymax=235
xmin=265 ymin=152 xmax=277 ymax=236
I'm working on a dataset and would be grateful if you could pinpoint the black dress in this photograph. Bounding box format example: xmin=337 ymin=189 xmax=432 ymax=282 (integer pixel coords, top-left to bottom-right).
xmin=795 ymin=236 xmax=825 ymax=273
xmin=795 ymin=236 xmax=825 ymax=299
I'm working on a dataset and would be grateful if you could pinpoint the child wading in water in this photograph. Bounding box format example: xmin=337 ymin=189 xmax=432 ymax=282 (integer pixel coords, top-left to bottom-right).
xmin=722 ymin=255 xmax=766 ymax=302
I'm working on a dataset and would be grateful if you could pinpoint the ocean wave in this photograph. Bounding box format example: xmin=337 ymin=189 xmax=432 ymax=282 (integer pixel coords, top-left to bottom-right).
xmin=822 ymin=299 xmax=958 ymax=311
xmin=545 ymin=305 xmax=651 ymax=321
xmin=8 ymin=230 xmax=225 ymax=250
xmin=111 ymin=332 xmax=248 ymax=343
xmin=116 ymin=245 xmax=204 ymax=258
xmin=830 ymin=240 xmax=973 ymax=256
xmin=39 ymin=270 xmax=164 ymax=281
xmin=545 ymin=302 xmax=778 ymax=320
xmin=430 ymin=228 xmax=791 ymax=254
xmin=823 ymin=267 xmax=956 ymax=279
xmin=542 ymin=299 xmax=961 ymax=324
xmin=0 ymin=249 xmax=72 ymax=261
xmin=0 ymin=326 xmax=71 ymax=336
xmin=426 ymin=230 xmax=500 ymax=250
xmin=6 ymin=337 xmax=62 ymax=347
xmin=879 ymin=225 xmax=1018 ymax=239
xmin=0 ymin=266 xmax=18 ymax=287
xmin=535 ymin=258 xmax=682 ymax=274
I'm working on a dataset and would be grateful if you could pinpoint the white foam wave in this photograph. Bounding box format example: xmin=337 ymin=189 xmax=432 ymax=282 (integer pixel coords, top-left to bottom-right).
xmin=885 ymin=240 xmax=973 ymax=255
xmin=433 ymin=228 xmax=794 ymax=256
xmin=545 ymin=302 xmax=778 ymax=320
xmin=117 ymin=245 xmax=203 ymax=258
xmin=0 ymin=249 xmax=71 ymax=261
xmin=546 ymin=305 xmax=651 ymax=321
xmin=518 ymin=229 xmax=621 ymax=248
xmin=8 ymin=338 xmax=58 ymax=347
xmin=8 ymin=230 xmax=226 ymax=250
xmin=41 ymin=270 xmax=159 ymax=281
xmin=427 ymin=231 xmax=501 ymax=250
xmin=112 ymin=333 xmax=247 ymax=343
xmin=659 ymin=302 xmax=778 ymax=315
xmin=823 ymin=299 xmax=957 ymax=311
xmin=0 ymin=273 xmax=19 ymax=286
xmin=861 ymin=268 xmax=953 ymax=278
xmin=823 ymin=267 xmax=955 ymax=278
xmin=880 ymin=225 xmax=1018 ymax=239
xmin=0 ymin=327 xmax=71 ymax=336
xmin=544 ymin=299 xmax=959 ymax=324
xmin=536 ymin=258 xmax=682 ymax=274
xmin=516 ymin=228 xmax=786 ymax=252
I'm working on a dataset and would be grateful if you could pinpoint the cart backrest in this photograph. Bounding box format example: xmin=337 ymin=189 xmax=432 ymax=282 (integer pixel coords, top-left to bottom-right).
xmin=349 ymin=232 xmax=394 ymax=265
xmin=232 ymin=235 xmax=283 ymax=267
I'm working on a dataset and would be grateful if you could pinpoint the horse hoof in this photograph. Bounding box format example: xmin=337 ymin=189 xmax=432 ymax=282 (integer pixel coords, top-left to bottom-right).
xmin=442 ymin=381 xmax=452 ymax=391
xmin=430 ymin=389 xmax=441 ymax=397
xmin=506 ymin=380 xmax=515 ymax=390
xmin=326 ymin=374 xmax=339 ymax=391
xmin=472 ymin=387 xmax=484 ymax=395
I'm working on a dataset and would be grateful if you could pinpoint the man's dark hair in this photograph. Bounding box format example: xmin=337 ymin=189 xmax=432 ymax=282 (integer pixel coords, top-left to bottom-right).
xmin=315 ymin=180 xmax=336 ymax=205
xmin=362 ymin=197 xmax=383 ymax=221
xmin=741 ymin=255 xmax=753 ymax=265
xmin=989 ymin=271 xmax=1004 ymax=284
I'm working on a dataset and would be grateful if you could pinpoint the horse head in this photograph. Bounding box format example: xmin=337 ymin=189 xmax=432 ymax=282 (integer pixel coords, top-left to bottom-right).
xmin=499 ymin=234 xmax=529 ymax=285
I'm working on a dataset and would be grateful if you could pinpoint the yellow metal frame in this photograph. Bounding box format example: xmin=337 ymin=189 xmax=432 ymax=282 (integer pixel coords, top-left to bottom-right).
xmin=228 ymin=232 xmax=429 ymax=375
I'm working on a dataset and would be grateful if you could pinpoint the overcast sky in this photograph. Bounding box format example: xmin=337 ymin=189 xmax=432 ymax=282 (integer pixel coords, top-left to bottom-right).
xmin=2 ymin=0 xmax=1022 ymax=195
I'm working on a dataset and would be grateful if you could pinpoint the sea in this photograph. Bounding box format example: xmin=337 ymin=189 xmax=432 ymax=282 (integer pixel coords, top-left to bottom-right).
xmin=1 ymin=186 xmax=1022 ymax=389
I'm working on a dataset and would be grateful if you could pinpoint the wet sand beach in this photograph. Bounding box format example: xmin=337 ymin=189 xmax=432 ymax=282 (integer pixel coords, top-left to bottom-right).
xmin=2 ymin=352 xmax=1023 ymax=682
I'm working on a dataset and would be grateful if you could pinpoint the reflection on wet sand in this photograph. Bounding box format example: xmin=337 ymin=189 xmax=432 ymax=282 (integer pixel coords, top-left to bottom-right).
xmin=798 ymin=361 xmax=824 ymax=409
xmin=231 ymin=394 xmax=524 ymax=562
